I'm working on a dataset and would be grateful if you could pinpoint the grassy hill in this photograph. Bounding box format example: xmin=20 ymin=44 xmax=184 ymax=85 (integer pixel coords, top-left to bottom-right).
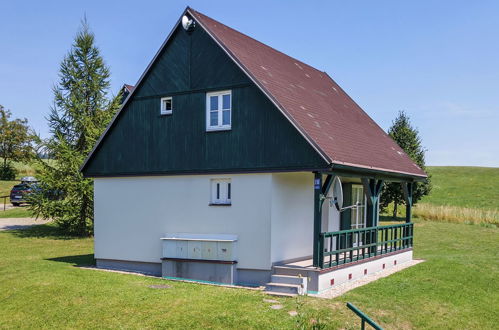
xmin=402 ymin=166 xmax=499 ymax=225
xmin=422 ymin=166 xmax=499 ymax=210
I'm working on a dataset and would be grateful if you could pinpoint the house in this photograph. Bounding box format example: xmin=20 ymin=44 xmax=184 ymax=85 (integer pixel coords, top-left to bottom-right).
xmin=81 ymin=7 xmax=426 ymax=295
xmin=120 ymin=84 xmax=135 ymax=104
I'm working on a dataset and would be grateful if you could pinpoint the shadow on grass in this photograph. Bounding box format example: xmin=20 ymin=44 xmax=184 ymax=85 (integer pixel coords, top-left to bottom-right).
xmin=47 ymin=254 xmax=95 ymax=267
xmin=379 ymin=215 xmax=406 ymax=223
xmin=8 ymin=223 xmax=85 ymax=240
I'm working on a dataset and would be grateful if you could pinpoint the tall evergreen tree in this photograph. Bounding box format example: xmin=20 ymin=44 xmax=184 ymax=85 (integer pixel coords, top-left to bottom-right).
xmin=380 ymin=111 xmax=431 ymax=218
xmin=30 ymin=20 xmax=120 ymax=236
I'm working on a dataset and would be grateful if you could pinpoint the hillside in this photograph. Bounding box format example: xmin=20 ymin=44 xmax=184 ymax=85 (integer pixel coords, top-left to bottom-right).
xmin=422 ymin=166 xmax=499 ymax=210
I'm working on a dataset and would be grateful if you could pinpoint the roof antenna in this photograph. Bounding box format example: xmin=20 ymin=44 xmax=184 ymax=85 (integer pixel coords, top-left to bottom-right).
xmin=182 ymin=15 xmax=196 ymax=33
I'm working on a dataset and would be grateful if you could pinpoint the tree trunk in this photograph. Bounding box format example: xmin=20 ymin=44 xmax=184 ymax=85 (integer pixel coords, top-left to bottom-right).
xmin=393 ymin=202 xmax=398 ymax=219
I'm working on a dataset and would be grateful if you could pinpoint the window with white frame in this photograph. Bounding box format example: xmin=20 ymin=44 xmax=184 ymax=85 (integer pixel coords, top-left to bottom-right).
xmin=160 ymin=96 xmax=172 ymax=115
xmin=206 ymin=90 xmax=231 ymax=131
xmin=210 ymin=179 xmax=231 ymax=205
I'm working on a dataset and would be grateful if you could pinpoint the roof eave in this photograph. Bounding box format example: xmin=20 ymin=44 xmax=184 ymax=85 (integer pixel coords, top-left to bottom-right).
xmin=327 ymin=163 xmax=427 ymax=182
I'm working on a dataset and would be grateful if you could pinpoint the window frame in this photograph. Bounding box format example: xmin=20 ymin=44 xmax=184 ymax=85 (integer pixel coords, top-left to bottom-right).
xmin=210 ymin=178 xmax=232 ymax=206
xmin=160 ymin=96 xmax=173 ymax=115
xmin=206 ymin=90 xmax=232 ymax=131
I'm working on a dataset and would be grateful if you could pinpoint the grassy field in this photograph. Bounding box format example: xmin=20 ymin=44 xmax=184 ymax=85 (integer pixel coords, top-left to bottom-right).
xmin=0 ymin=180 xmax=17 ymax=198
xmin=422 ymin=166 xmax=499 ymax=210
xmin=1 ymin=221 xmax=497 ymax=329
xmin=382 ymin=166 xmax=499 ymax=225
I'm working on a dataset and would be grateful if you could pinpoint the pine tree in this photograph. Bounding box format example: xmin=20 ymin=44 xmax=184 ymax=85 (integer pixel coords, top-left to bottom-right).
xmin=380 ymin=111 xmax=431 ymax=218
xmin=30 ymin=20 xmax=120 ymax=236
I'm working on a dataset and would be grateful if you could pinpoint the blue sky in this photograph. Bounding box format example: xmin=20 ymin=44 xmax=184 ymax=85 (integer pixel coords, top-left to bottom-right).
xmin=1 ymin=1 xmax=498 ymax=167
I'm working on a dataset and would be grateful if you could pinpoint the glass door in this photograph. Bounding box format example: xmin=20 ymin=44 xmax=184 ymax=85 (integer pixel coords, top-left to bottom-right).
xmin=351 ymin=185 xmax=366 ymax=246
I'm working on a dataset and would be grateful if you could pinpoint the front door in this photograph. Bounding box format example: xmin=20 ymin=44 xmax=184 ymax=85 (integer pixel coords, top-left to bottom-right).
xmin=351 ymin=185 xmax=366 ymax=246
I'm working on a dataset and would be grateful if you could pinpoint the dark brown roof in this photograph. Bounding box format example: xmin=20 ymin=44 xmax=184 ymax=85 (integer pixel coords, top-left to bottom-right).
xmin=189 ymin=8 xmax=426 ymax=178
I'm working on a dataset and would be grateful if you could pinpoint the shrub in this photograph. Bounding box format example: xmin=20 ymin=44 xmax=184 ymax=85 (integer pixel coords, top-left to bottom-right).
xmin=0 ymin=163 xmax=17 ymax=180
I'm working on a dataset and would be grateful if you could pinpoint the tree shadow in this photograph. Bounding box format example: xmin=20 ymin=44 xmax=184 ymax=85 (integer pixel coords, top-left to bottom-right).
xmin=47 ymin=254 xmax=95 ymax=267
xmin=8 ymin=223 xmax=85 ymax=240
xmin=379 ymin=215 xmax=407 ymax=223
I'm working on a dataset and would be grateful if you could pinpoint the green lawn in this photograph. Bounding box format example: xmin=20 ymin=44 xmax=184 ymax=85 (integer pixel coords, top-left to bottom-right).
xmin=1 ymin=221 xmax=497 ymax=329
xmin=0 ymin=180 xmax=17 ymax=198
xmin=0 ymin=206 xmax=32 ymax=218
xmin=422 ymin=166 xmax=499 ymax=210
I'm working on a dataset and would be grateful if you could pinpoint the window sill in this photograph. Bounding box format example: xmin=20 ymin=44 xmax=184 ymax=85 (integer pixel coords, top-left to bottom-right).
xmin=160 ymin=111 xmax=172 ymax=116
xmin=206 ymin=127 xmax=231 ymax=132
xmin=209 ymin=203 xmax=232 ymax=206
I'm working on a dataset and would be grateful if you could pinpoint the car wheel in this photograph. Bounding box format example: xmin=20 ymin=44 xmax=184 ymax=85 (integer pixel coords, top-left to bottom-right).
xmin=12 ymin=203 xmax=20 ymax=207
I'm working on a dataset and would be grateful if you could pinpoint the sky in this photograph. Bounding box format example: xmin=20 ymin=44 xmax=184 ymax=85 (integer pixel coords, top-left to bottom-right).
xmin=1 ymin=1 xmax=498 ymax=167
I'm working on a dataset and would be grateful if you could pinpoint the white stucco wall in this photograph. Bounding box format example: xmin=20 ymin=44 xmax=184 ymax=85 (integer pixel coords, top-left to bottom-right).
xmin=94 ymin=174 xmax=272 ymax=270
xmin=270 ymin=172 xmax=315 ymax=264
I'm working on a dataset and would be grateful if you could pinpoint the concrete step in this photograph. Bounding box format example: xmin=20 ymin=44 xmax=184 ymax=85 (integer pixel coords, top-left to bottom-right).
xmin=272 ymin=265 xmax=311 ymax=277
xmin=265 ymin=282 xmax=302 ymax=295
xmin=271 ymin=274 xmax=305 ymax=285
xmin=265 ymin=291 xmax=297 ymax=297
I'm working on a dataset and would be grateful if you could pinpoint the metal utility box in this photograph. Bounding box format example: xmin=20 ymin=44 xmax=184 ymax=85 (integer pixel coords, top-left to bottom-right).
xmin=160 ymin=233 xmax=238 ymax=284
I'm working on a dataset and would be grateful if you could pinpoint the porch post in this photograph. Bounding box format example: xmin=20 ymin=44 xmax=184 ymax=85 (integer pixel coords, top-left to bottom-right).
xmin=313 ymin=172 xmax=323 ymax=268
xmin=361 ymin=178 xmax=384 ymax=227
xmin=362 ymin=178 xmax=384 ymax=255
xmin=402 ymin=182 xmax=414 ymax=223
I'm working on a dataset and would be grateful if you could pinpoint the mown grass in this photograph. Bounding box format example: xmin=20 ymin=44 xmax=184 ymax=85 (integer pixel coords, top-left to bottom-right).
xmin=1 ymin=221 xmax=497 ymax=329
xmin=422 ymin=166 xmax=499 ymax=210
xmin=0 ymin=206 xmax=33 ymax=218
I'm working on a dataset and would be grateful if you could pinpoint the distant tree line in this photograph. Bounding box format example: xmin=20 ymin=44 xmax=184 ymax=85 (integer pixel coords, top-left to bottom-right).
xmin=0 ymin=105 xmax=37 ymax=180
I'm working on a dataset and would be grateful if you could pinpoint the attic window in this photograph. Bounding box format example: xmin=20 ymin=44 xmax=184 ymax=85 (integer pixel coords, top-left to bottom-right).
xmin=161 ymin=97 xmax=172 ymax=115
xmin=206 ymin=90 xmax=231 ymax=131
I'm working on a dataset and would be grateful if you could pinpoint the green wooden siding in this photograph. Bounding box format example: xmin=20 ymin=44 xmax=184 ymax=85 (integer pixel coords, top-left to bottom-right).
xmin=83 ymin=25 xmax=327 ymax=177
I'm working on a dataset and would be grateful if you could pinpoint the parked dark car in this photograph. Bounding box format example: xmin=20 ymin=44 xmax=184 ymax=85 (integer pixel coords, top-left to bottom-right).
xmin=10 ymin=177 xmax=39 ymax=206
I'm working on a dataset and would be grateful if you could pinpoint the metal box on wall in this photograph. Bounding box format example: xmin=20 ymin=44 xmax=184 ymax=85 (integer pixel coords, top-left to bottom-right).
xmin=160 ymin=233 xmax=238 ymax=284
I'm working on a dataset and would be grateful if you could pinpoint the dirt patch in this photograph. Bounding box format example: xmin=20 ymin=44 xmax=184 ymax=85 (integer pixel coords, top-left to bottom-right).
xmin=0 ymin=218 xmax=51 ymax=231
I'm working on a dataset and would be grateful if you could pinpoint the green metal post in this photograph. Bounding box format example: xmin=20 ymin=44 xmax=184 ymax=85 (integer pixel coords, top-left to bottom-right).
xmin=313 ymin=172 xmax=323 ymax=268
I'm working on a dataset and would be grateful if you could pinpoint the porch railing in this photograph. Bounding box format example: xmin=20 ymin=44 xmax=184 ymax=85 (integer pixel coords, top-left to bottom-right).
xmin=319 ymin=222 xmax=414 ymax=269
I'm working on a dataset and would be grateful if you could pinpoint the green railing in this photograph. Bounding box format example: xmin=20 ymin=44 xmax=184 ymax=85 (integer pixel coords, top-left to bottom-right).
xmin=319 ymin=222 xmax=413 ymax=269
xmin=346 ymin=302 xmax=383 ymax=330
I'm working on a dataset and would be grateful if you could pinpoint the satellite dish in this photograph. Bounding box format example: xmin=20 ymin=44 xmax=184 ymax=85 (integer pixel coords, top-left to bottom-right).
xmin=330 ymin=176 xmax=343 ymax=211
xmin=182 ymin=15 xmax=195 ymax=31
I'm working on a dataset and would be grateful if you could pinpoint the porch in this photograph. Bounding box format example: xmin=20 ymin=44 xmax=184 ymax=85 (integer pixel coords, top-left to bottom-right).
xmin=282 ymin=222 xmax=413 ymax=270
xmin=265 ymin=168 xmax=420 ymax=296
xmin=266 ymin=222 xmax=414 ymax=295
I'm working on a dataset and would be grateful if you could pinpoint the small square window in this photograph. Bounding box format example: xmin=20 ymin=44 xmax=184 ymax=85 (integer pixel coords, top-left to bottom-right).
xmin=161 ymin=97 xmax=172 ymax=115
xmin=210 ymin=179 xmax=231 ymax=205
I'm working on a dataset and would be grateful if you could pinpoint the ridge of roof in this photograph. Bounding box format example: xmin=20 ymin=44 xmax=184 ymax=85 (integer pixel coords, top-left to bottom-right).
xmin=188 ymin=8 xmax=427 ymax=178
xmin=81 ymin=7 xmax=427 ymax=179
xmin=188 ymin=8 xmax=326 ymax=79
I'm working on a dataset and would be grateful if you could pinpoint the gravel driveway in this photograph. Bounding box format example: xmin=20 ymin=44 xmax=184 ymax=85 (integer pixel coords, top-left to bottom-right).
xmin=0 ymin=218 xmax=51 ymax=231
